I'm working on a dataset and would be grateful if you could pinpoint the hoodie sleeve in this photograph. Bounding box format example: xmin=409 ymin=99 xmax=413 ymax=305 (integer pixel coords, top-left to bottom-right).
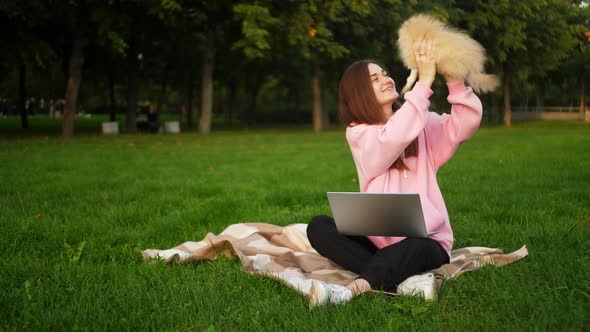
xmin=346 ymin=82 xmax=432 ymax=180
xmin=425 ymin=81 xmax=483 ymax=170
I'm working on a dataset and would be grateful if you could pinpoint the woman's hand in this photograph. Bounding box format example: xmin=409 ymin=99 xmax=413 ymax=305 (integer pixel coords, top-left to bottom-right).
xmin=414 ymin=37 xmax=436 ymax=89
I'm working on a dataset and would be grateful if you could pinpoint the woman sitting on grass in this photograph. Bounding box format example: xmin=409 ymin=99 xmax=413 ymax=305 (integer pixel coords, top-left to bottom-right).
xmin=306 ymin=38 xmax=483 ymax=307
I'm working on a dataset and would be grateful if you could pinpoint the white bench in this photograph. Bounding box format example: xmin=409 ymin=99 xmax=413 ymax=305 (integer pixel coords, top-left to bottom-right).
xmin=102 ymin=121 xmax=119 ymax=135
xmin=164 ymin=121 xmax=180 ymax=133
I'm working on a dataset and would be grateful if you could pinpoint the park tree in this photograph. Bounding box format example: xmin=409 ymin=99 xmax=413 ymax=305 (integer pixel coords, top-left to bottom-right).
xmin=97 ymin=0 xmax=209 ymax=132
xmin=519 ymin=0 xmax=581 ymax=113
xmin=98 ymin=0 xmax=180 ymax=134
xmin=277 ymin=0 xmax=425 ymax=131
xmin=281 ymin=0 xmax=356 ymax=132
xmin=194 ymin=0 xmax=235 ymax=136
xmin=337 ymin=0 xmax=416 ymax=90
xmin=4 ymin=0 xmax=590 ymax=135
xmin=41 ymin=0 xmax=126 ymax=137
xmin=552 ymin=10 xmax=590 ymax=115
xmin=230 ymin=2 xmax=280 ymax=126
xmin=60 ymin=1 xmax=91 ymax=138
xmin=567 ymin=2 xmax=590 ymax=114
xmin=61 ymin=0 xmax=183 ymax=135
xmin=192 ymin=0 xmax=280 ymax=134
xmin=452 ymin=0 xmax=528 ymax=127
xmin=162 ymin=1 xmax=206 ymax=129
xmin=82 ymin=36 xmax=125 ymax=122
xmin=0 ymin=0 xmax=55 ymax=130
xmin=457 ymin=0 xmax=583 ymax=127
xmin=578 ymin=29 xmax=590 ymax=114
xmin=25 ymin=0 xmax=133 ymax=137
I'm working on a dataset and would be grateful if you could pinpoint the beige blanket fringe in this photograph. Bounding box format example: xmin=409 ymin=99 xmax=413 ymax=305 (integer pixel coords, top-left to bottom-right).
xmin=142 ymin=223 xmax=528 ymax=300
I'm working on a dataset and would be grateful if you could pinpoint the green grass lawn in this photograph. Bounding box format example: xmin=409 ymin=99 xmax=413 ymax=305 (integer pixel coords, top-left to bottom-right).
xmin=1 ymin=118 xmax=589 ymax=331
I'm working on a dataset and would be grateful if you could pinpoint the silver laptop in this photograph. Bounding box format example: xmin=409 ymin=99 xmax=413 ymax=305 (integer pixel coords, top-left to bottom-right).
xmin=327 ymin=192 xmax=434 ymax=237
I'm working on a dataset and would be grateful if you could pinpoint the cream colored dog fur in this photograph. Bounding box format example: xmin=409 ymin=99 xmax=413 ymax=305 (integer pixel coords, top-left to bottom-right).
xmin=398 ymin=14 xmax=499 ymax=94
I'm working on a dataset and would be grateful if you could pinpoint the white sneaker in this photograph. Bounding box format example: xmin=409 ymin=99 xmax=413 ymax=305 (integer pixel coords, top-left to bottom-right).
xmin=308 ymin=280 xmax=353 ymax=308
xmin=396 ymin=273 xmax=438 ymax=301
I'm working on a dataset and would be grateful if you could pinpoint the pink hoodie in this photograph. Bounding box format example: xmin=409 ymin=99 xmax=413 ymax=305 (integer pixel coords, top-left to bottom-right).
xmin=345 ymin=81 xmax=483 ymax=257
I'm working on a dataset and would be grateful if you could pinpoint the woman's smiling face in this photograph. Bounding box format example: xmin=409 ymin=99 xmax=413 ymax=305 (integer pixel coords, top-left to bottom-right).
xmin=368 ymin=63 xmax=398 ymax=117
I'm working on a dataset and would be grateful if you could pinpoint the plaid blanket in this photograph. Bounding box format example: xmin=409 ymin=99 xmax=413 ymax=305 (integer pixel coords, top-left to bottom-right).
xmin=142 ymin=223 xmax=528 ymax=299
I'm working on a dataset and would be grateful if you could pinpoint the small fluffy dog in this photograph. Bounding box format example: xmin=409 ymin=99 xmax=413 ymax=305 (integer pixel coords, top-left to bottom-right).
xmin=397 ymin=14 xmax=499 ymax=94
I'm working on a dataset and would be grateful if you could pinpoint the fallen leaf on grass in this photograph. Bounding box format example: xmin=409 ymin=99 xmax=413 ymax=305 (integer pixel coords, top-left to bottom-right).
xmin=208 ymin=166 xmax=214 ymax=171
xmin=35 ymin=213 xmax=42 ymax=220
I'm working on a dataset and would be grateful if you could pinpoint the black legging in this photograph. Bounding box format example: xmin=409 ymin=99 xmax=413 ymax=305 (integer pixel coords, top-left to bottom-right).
xmin=307 ymin=215 xmax=449 ymax=292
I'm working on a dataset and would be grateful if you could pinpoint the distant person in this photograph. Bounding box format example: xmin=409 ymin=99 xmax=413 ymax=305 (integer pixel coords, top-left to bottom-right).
xmin=146 ymin=103 xmax=159 ymax=133
xmin=29 ymin=97 xmax=37 ymax=115
xmin=306 ymin=38 xmax=483 ymax=307
xmin=137 ymin=103 xmax=159 ymax=133
xmin=49 ymin=99 xmax=55 ymax=118
xmin=39 ymin=97 xmax=45 ymax=114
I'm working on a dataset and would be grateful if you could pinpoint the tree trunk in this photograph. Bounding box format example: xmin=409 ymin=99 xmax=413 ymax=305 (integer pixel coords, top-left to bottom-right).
xmin=503 ymin=65 xmax=512 ymax=128
xmin=125 ymin=33 xmax=139 ymax=134
xmin=108 ymin=68 xmax=116 ymax=121
xmin=125 ymin=39 xmax=139 ymax=133
xmin=312 ymin=57 xmax=324 ymax=132
xmin=157 ymin=71 xmax=167 ymax=116
xmin=521 ymin=84 xmax=539 ymax=112
xmin=246 ymin=78 xmax=262 ymax=127
xmin=294 ymin=85 xmax=301 ymax=124
xmin=18 ymin=63 xmax=28 ymax=129
xmin=247 ymin=89 xmax=258 ymax=127
xmin=186 ymin=59 xmax=194 ymax=129
xmin=492 ymin=92 xmax=500 ymax=125
xmin=62 ymin=33 xmax=86 ymax=139
xmin=483 ymin=94 xmax=491 ymax=124
xmin=62 ymin=43 xmax=70 ymax=92
xmin=581 ymin=79 xmax=586 ymax=114
xmin=225 ymin=81 xmax=237 ymax=127
xmin=199 ymin=29 xmax=215 ymax=135
xmin=535 ymin=83 xmax=544 ymax=112
xmin=215 ymin=91 xmax=223 ymax=120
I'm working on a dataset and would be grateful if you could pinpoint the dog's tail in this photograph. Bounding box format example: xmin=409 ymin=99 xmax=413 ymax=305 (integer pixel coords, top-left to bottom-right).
xmin=468 ymin=74 xmax=500 ymax=93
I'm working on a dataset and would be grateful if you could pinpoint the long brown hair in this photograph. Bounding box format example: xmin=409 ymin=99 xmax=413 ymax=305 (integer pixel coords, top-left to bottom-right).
xmin=339 ymin=60 xmax=418 ymax=170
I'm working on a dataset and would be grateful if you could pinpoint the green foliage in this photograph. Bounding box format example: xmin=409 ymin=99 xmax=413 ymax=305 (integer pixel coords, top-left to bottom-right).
xmin=283 ymin=0 xmax=357 ymax=60
xmin=2 ymin=0 xmax=589 ymax=133
xmin=159 ymin=0 xmax=181 ymax=13
xmin=232 ymin=4 xmax=280 ymax=59
xmin=0 ymin=0 xmax=57 ymax=66
xmin=458 ymin=0 xmax=582 ymax=81
xmin=92 ymin=7 xmax=129 ymax=56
